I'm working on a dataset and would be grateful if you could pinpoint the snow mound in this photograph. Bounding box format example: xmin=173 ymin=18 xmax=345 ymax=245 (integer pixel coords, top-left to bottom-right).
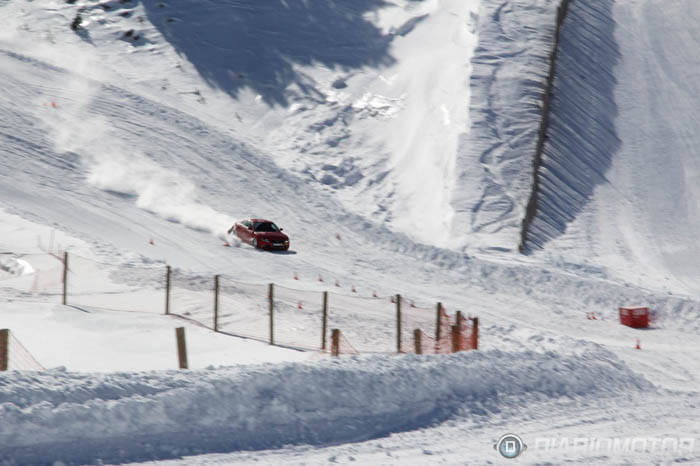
xmin=0 ymin=350 xmax=652 ymax=464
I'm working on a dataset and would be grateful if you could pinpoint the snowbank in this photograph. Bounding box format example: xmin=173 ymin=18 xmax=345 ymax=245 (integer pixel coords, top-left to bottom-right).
xmin=0 ymin=350 xmax=652 ymax=464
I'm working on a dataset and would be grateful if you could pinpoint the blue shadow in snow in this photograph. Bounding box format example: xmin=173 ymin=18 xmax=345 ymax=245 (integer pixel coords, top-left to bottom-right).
xmin=142 ymin=0 xmax=395 ymax=106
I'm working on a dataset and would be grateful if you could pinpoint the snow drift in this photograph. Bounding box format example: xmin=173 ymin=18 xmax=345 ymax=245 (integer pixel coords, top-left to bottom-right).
xmin=0 ymin=350 xmax=652 ymax=464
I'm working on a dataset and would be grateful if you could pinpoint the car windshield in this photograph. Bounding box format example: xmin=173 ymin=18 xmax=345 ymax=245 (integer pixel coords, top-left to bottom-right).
xmin=253 ymin=222 xmax=280 ymax=232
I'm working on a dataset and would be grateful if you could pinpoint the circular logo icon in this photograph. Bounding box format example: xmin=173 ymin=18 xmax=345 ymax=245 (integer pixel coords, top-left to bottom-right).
xmin=495 ymin=433 xmax=526 ymax=459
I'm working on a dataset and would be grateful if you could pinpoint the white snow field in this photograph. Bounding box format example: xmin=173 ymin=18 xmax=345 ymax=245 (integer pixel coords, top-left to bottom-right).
xmin=1 ymin=0 xmax=700 ymax=464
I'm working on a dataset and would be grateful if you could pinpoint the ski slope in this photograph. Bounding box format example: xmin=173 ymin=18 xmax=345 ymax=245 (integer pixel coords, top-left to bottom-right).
xmin=1 ymin=0 xmax=700 ymax=464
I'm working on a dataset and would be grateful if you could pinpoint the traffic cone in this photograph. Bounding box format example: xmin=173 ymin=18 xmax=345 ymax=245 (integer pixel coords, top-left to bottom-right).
xmin=635 ymin=339 xmax=641 ymax=350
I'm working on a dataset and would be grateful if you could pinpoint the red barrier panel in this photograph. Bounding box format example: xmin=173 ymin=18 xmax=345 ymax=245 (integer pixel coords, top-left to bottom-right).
xmin=619 ymin=307 xmax=650 ymax=328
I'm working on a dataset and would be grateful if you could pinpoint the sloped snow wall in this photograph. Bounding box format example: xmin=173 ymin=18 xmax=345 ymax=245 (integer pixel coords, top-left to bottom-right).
xmin=520 ymin=0 xmax=621 ymax=252
xmin=451 ymin=0 xmax=559 ymax=251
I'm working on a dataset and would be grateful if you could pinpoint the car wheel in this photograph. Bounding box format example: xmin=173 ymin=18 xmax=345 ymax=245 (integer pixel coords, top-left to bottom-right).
xmin=252 ymin=238 xmax=258 ymax=249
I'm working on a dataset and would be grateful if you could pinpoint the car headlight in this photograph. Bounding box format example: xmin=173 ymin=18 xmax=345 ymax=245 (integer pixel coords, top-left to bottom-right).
xmin=284 ymin=240 xmax=289 ymax=244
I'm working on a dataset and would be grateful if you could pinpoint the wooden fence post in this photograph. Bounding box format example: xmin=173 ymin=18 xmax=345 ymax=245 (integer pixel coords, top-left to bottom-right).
xmin=413 ymin=329 xmax=422 ymax=355
xmin=451 ymin=324 xmax=460 ymax=353
xmin=331 ymin=328 xmax=340 ymax=357
xmin=213 ymin=275 xmax=220 ymax=331
xmin=455 ymin=311 xmax=465 ymax=351
xmin=321 ymin=291 xmax=328 ymax=350
xmin=435 ymin=302 xmax=443 ymax=341
xmin=176 ymin=327 xmax=188 ymax=369
xmin=0 ymin=329 xmax=8 ymax=371
xmin=62 ymin=251 xmax=69 ymax=305
xmin=471 ymin=317 xmax=479 ymax=350
xmin=268 ymin=283 xmax=274 ymax=345
xmin=396 ymin=294 xmax=402 ymax=353
xmin=164 ymin=265 xmax=171 ymax=315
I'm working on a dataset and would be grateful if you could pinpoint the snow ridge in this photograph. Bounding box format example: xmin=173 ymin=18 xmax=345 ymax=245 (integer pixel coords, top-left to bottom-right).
xmin=0 ymin=350 xmax=651 ymax=464
xmin=521 ymin=0 xmax=621 ymax=252
xmin=451 ymin=0 xmax=559 ymax=251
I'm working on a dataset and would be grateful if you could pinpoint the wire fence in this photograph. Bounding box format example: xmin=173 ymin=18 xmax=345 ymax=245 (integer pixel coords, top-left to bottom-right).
xmin=0 ymin=251 xmax=479 ymax=365
xmin=0 ymin=329 xmax=44 ymax=371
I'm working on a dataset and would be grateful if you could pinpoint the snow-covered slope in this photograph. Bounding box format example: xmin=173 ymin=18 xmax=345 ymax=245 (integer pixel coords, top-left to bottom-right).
xmin=533 ymin=0 xmax=700 ymax=296
xmin=2 ymin=0 xmax=700 ymax=464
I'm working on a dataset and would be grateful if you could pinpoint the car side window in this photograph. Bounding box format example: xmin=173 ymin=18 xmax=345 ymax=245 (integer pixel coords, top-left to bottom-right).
xmin=243 ymin=221 xmax=252 ymax=229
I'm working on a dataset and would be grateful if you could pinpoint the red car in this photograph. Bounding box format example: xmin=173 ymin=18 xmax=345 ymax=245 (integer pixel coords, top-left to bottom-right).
xmin=228 ymin=219 xmax=290 ymax=251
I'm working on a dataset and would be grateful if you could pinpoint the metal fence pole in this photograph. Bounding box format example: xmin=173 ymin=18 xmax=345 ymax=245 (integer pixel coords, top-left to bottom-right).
xmin=268 ymin=283 xmax=274 ymax=345
xmin=165 ymin=265 xmax=171 ymax=315
xmin=213 ymin=275 xmax=220 ymax=331
xmin=396 ymin=294 xmax=402 ymax=353
xmin=321 ymin=291 xmax=328 ymax=350
xmin=62 ymin=251 xmax=69 ymax=305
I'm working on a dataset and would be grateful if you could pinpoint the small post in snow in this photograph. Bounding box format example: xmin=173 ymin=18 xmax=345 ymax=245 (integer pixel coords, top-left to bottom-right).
xmin=331 ymin=328 xmax=340 ymax=357
xmin=176 ymin=327 xmax=188 ymax=369
xmin=0 ymin=329 xmax=8 ymax=371
xmin=413 ymin=329 xmax=423 ymax=355
xmin=451 ymin=324 xmax=460 ymax=353
xmin=471 ymin=317 xmax=479 ymax=350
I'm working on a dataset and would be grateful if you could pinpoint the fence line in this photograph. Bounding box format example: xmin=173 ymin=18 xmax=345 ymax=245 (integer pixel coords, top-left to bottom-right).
xmin=1 ymin=251 xmax=480 ymax=358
